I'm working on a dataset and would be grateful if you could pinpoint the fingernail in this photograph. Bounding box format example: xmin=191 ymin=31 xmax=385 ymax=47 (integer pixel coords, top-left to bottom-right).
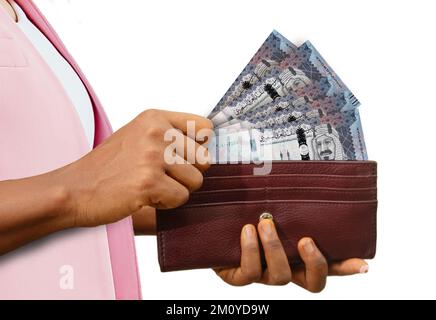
xmin=259 ymin=212 xmax=273 ymax=221
xmin=303 ymin=239 xmax=315 ymax=254
xmin=244 ymin=225 xmax=253 ymax=237
xmin=359 ymin=265 xmax=369 ymax=274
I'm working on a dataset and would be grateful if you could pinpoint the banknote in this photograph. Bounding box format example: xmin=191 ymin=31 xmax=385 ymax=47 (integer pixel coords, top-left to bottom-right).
xmin=208 ymin=129 xmax=253 ymax=163
xmin=222 ymin=106 xmax=321 ymax=132
xmin=210 ymin=64 xmax=313 ymax=126
xmin=211 ymin=107 xmax=367 ymax=162
xmin=222 ymin=93 xmax=355 ymax=131
xmin=209 ymin=123 xmax=316 ymax=162
xmin=208 ymin=31 xmax=366 ymax=163
xmin=254 ymin=107 xmax=368 ymax=161
xmin=209 ymin=41 xmax=360 ymax=127
xmin=240 ymin=94 xmax=312 ymax=123
xmin=208 ymin=30 xmax=298 ymax=119
xmin=211 ymin=95 xmax=367 ymax=162
xmin=215 ymin=94 xmax=311 ymax=128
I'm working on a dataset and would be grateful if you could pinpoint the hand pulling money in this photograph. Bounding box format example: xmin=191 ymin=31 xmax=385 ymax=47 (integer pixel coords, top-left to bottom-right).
xmin=208 ymin=30 xmax=367 ymax=163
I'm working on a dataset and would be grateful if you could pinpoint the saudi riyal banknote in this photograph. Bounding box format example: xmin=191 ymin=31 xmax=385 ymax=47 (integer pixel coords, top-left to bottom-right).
xmin=208 ymin=31 xmax=367 ymax=163
xmin=210 ymin=40 xmax=360 ymax=127
xmin=222 ymin=94 xmax=358 ymax=133
xmin=252 ymin=107 xmax=368 ymax=161
xmin=208 ymin=30 xmax=298 ymax=119
xmin=212 ymin=90 xmax=367 ymax=161
xmin=210 ymin=63 xmax=311 ymax=126
xmin=210 ymin=106 xmax=367 ymax=162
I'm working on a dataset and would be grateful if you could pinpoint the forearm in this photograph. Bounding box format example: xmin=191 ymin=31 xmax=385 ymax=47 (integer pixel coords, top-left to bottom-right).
xmin=0 ymin=109 xmax=211 ymax=251
xmin=0 ymin=169 xmax=74 ymax=255
xmin=0 ymin=168 xmax=158 ymax=254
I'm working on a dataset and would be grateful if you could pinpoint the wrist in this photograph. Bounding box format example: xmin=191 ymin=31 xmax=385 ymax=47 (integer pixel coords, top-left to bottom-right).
xmin=42 ymin=168 xmax=77 ymax=230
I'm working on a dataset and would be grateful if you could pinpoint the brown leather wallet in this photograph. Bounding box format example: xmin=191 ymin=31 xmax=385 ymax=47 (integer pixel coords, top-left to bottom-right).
xmin=157 ymin=161 xmax=377 ymax=272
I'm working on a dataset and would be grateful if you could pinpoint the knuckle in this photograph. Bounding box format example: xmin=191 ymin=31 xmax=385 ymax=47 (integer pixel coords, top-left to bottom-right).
xmin=203 ymin=118 xmax=214 ymax=131
xmin=143 ymin=148 xmax=164 ymax=164
xmin=173 ymin=187 xmax=190 ymax=207
xmin=265 ymin=238 xmax=283 ymax=252
xmin=201 ymin=154 xmax=211 ymax=171
xmin=129 ymin=197 xmax=146 ymax=213
xmin=196 ymin=162 xmax=211 ymax=175
xmin=310 ymin=255 xmax=328 ymax=271
xmin=308 ymin=282 xmax=326 ymax=293
xmin=243 ymin=269 xmax=261 ymax=283
xmin=138 ymin=169 xmax=161 ymax=190
xmin=270 ymin=273 xmax=292 ymax=286
xmin=145 ymin=126 xmax=166 ymax=140
xmin=141 ymin=108 xmax=161 ymax=119
xmin=136 ymin=109 xmax=158 ymax=125
xmin=190 ymin=172 xmax=204 ymax=191
xmin=243 ymin=242 xmax=259 ymax=254
xmin=167 ymin=188 xmax=189 ymax=208
xmin=203 ymin=159 xmax=211 ymax=171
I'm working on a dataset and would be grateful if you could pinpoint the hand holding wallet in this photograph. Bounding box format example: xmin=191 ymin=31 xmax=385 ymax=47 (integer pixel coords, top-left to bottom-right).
xmin=157 ymin=161 xmax=377 ymax=272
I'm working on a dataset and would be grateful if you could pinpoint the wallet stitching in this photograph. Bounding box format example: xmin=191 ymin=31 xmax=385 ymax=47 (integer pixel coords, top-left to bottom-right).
xmin=159 ymin=229 xmax=166 ymax=271
xmin=205 ymin=162 xmax=377 ymax=176
xmin=206 ymin=161 xmax=377 ymax=168
xmin=189 ymin=188 xmax=377 ymax=204
xmin=172 ymin=200 xmax=377 ymax=209
xmin=192 ymin=187 xmax=377 ymax=195
xmin=204 ymin=174 xmax=377 ymax=180
xmin=370 ymin=200 xmax=378 ymax=257
xmin=163 ymin=233 xmax=167 ymax=269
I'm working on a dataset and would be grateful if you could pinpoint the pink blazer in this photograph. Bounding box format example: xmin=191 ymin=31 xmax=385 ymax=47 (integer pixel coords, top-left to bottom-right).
xmin=0 ymin=1 xmax=141 ymax=299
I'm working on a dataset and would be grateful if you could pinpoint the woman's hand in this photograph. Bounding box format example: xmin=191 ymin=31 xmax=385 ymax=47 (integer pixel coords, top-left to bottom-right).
xmin=214 ymin=219 xmax=368 ymax=292
xmin=0 ymin=109 xmax=212 ymax=255
xmin=59 ymin=109 xmax=213 ymax=228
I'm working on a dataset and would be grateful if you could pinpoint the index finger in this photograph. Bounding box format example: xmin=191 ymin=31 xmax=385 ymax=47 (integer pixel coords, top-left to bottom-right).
xmin=161 ymin=110 xmax=214 ymax=141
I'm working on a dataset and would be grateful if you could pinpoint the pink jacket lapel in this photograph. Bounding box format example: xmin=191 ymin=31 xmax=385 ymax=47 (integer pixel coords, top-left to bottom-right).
xmin=11 ymin=0 xmax=141 ymax=300
xmin=14 ymin=0 xmax=112 ymax=148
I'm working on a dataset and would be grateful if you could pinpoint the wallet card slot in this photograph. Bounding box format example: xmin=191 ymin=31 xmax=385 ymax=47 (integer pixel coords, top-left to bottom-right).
xmin=200 ymin=174 xmax=377 ymax=191
xmin=157 ymin=200 xmax=377 ymax=272
xmin=204 ymin=161 xmax=377 ymax=177
xmin=187 ymin=187 xmax=377 ymax=205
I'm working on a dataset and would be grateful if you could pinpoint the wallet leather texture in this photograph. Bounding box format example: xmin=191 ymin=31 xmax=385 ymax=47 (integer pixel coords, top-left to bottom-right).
xmin=157 ymin=161 xmax=377 ymax=272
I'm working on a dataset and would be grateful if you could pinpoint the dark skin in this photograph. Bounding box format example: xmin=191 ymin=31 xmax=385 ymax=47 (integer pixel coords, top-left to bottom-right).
xmin=0 ymin=1 xmax=368 ymax=291
xmin=0 ymin=109 xmax=212 ymax=253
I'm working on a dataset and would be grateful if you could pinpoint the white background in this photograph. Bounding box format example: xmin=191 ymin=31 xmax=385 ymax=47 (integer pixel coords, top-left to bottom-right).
xmin=33 ymin=0 xmax=436 ymax=299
